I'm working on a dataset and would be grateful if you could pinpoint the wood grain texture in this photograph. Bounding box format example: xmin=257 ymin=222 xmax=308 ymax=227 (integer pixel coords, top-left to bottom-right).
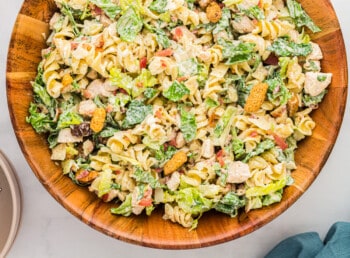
xmin=6 ymin=0 xmax=348 ymax=249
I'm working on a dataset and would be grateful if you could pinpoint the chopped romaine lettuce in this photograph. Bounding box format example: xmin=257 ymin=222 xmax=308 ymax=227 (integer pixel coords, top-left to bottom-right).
xmin=144 ymin=88 xmax=158 ymax=99
xmin=26 ymin=103 xmax=55 ymax=133
xmin=57 ymin=109 xmax=83 ymax=129
xmin=149 ymin=0 xmax=167 ymax=13
xmin=214 ymin=106 xmax=237 ymax=138
xmin=97 ymin=168 xmax=113 ymax=197
xmin=155 ymin=145 xmax=177 ymax=162
xmin=176 ymin=187 xmax=212 ymax=216
xmin=219 ymin=38 xmax=255 ymax=65
xmin=109 ymin=68 xmax=133 ymax=94
xmin=214 ymin=192 xmax=246 ymax=217
xmin=232 ymin=138 xmax=246 ymax=160
xmin=121 ymin=100 xmax=153 ymax=128
xmin=163 ymin=81 xmax=190 ymax=102
xmin=266 ymin=75 xmax=291 ymax=106
xmin=178 ymin=58 xmax=198 ymax=77
xmin=286 ymin=0 xmax=321 ymax=33
xmin=180 ymin=108 xmax=197 ymax=142
xmin=246 ymin=178 xmax=286 ymax=198
xmin=262 ymin=189 xmax=283 ymax=206
xmin=302 ymin=90 xmax=327 ymax=107
xmin=90 ymin=0 xmax=121 ymax=19
xmin=244 ymin=6 xmax=265 ymax=20
xmin=60 ymin=2 xmax=81 ymax=36
xmin=213 ymin=8 xmax=231 ymax=34
xmin=268 ymin=38 xmax=312 ymax=57
xmin=132 ymin=167 xmax=160 ymax=188
xmin=110 ymin=194 xmax=133 ymax=216
xmin=243 ymin=139 xmax=275 ymax=163
xmin=205 ymin=98 xmax=219 ymax=108
xmin=116 ymin=7 xmax=143 ymax=42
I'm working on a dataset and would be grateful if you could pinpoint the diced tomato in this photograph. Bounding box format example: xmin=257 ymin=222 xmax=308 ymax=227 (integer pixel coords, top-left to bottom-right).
xmin=155 ymin=48 xmax=173 ymax=57
xmin=216 ymin=149 xmax=226 ymax=167
xmin=258 ymin=0 xmax=263 ymax=9
xmin=139 ymin=198 xmax=153 ymax=207
xmin=250 ymin=131 xmax=259 ymax=137
xmin=273 ymin=134 xmax=288 ymax=151
xmin=139 ymin=57 xmax=147 ymax=69
xmin=177 ymin=76 xmax=188 ymax=82
xmin=155 ymin=109 xmax=162 ymax=119
xmin=174 ymin=27 xmax=183 ymax=39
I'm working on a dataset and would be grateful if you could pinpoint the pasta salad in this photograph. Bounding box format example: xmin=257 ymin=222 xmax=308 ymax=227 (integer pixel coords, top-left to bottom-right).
xmin=27 ymin=0 xmax=332 ymax=229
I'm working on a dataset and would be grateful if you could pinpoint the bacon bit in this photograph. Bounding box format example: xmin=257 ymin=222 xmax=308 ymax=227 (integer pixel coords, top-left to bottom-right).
xmin=177 ymin=76 xmax=188 ymax=82
xmin=94 ymin=37 xmax=104 ymax=48
xmin=113 ymin=170 xmax=121 ymax=175
xmin=168 ymin=137 xmax=177 ymax=147
xmin=264 ymin=53 xmax=279 ymax=65
xmin=93 ymin=6 xmax=103 ymax=16
xmin=216 ymin=149 xmax=226 ymax=167
xmin=76 ymin=170 xmax=89 ymax=180
xmin=139 ymin=57 xmax=147 ymax=69
xmin=154 ymin=168 xmax=163 ymax=173
xmin=155 ymin=109 xmax=162 ymax=119
xmin=136 ymin=81 xmax=143 ymax=88
xmin=155 ymin=48 xmax=173 ymax=57
xmin=118 ymin=88 xmax=128 ymax=95
xmin=252 ymin=19 xmax=258 ymax=25
xmin=71 ymin=42 xmax=79 ymax=50
xmin=273 ymin=134 xmax=288 ymax=151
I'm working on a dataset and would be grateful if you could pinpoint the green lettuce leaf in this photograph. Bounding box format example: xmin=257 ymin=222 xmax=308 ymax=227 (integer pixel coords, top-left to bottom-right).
xmin=243 ymin=139 xmax=275 ymax=163
xmin=122 ymin=100 xmax=153 ymax=128
xmin=110 ymin=194 xmax=133 ymax=216
xmin=132 ymin=167 xmax=160 ymax=188
xmin=116 ymin=7 xmax=143 ymax=42
xmin=286 ymin=0 xmax=321 ymax=33
xmin=180 ymin=108 xmax=197 ymax=142
xmin=90 ymin=0 xmax=121 ymax=19
xmin=246 ymin=178 xmax=287 ymax=198
xmin=149 ymin=0 xmax=167 ymax=13
xmin=163 ymin=81 xmax=190 ymax=102
xmin=268 ymin=38 xmax=312 ymax=57
xmin=215 ymin=192 xmax=246 ymax=217
xmin=219 ymin=38 xmax=255 ymax=65
xmin=57 ymin=109 xmax=83 ymax=129
xmin=176 ymin=187 xmax=212 ymax=216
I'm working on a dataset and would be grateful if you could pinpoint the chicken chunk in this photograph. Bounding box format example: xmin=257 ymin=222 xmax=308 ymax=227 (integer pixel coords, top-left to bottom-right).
xmin=304 ymin=72 xmax=332 ymax=97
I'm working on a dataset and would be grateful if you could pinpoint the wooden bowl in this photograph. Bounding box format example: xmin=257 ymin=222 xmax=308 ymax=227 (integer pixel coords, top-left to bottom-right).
xmin=6 ymin=0 xmax=348 ymax=249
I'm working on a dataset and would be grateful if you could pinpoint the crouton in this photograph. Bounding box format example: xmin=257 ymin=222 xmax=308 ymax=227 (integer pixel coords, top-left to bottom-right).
xmin=206 ymin=2 xmax=222 ymax=23
xmin=90 ymin=107 xmax=106 ymax=133
xmin=244 ymin=83 xmax=268 ymax=113
xmin=164 ymin=151 xmax=188 ymax=175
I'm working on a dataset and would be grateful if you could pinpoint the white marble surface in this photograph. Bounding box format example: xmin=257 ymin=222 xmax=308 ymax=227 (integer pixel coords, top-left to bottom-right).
xmin=0 ymin=1 xmax=349 ymax=257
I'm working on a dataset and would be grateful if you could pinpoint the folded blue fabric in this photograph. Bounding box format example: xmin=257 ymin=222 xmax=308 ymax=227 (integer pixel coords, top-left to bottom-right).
xmin=265 ymin=222 xmax=350 ymax=258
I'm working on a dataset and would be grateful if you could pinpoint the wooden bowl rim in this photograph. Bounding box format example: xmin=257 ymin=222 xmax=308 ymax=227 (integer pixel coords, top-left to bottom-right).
xmin=5 ymin=0 xmax=348 ymax=249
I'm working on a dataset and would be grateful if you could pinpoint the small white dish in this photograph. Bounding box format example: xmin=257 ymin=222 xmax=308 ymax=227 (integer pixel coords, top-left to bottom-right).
xmin=0 ymin=150 xmax=21 ymax=257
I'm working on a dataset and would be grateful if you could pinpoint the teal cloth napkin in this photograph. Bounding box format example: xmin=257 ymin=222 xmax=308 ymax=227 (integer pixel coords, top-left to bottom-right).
xmin=265 ymin=222 xmax=350 ymax=258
